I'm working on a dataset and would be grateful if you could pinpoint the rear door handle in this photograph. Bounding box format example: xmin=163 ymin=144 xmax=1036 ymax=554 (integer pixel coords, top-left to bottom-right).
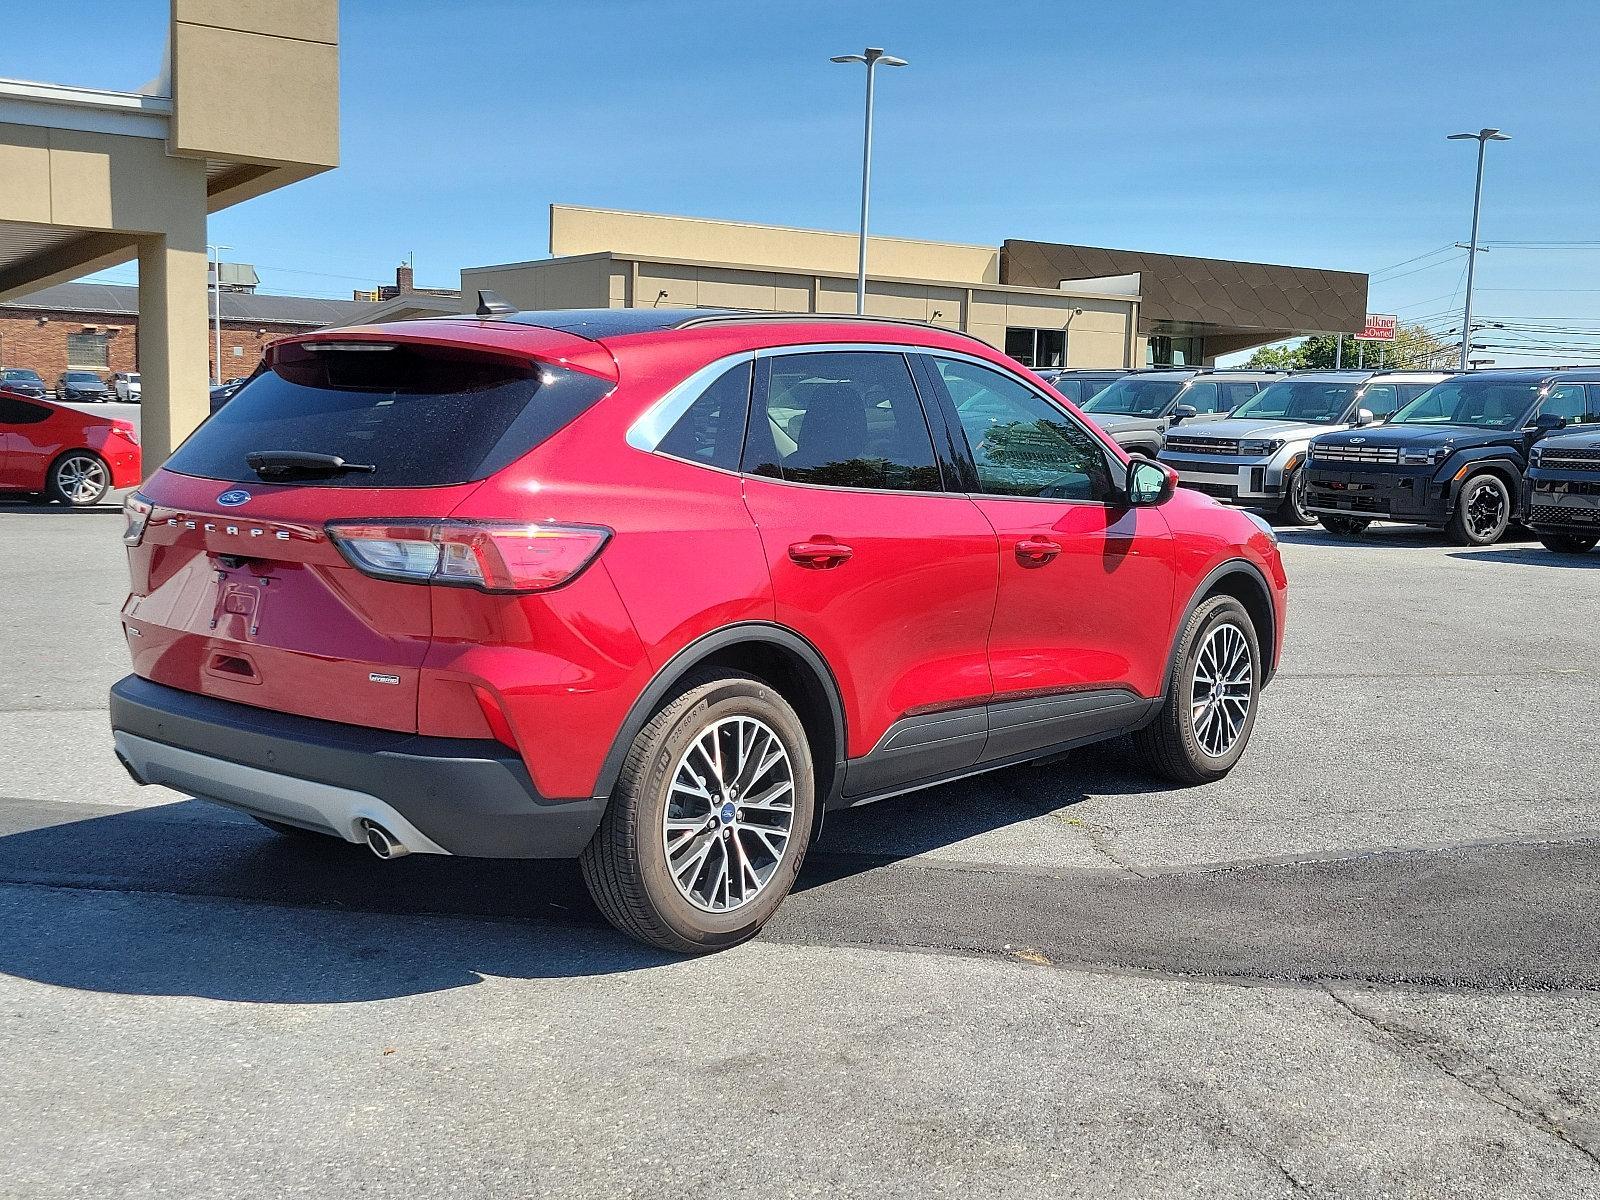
xmin=1015 ymin=537 xmax=1062 ymax=565
xmin=788 ymin=540 xmax=854 ymax=569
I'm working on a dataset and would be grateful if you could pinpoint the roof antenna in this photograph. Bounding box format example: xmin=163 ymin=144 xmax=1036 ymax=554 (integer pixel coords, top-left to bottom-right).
xmin=476 ymin=289 xmax=516 ymax=317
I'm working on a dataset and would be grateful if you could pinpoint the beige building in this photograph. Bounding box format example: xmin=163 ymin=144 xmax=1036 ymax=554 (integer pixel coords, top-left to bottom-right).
xmin=440 ymin=205 xmax=1367 ymax=370
xmin=0 ymin=0 xmax=340 ymax=466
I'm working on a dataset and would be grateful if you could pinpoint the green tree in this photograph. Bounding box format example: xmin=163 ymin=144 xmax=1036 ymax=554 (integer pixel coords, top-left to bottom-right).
xmin=1243 ymin=323 xmax=1451 ymax=371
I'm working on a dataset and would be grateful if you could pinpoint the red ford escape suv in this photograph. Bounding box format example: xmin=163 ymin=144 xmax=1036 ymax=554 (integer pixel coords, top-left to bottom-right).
xmin=110 ymin=304 xmax=1287 ymax=952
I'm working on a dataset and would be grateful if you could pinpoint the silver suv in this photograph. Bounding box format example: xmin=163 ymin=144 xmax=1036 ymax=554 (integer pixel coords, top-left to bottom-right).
xmin=1159 ymin=370 xmax=1455 ymax=524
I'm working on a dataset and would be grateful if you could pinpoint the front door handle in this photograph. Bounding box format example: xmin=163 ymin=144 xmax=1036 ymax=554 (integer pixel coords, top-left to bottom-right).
xmin=1015 ymin=537 xmax=1062 ymax=565
xmin=788 ymin=540 xmax=854 ymax=569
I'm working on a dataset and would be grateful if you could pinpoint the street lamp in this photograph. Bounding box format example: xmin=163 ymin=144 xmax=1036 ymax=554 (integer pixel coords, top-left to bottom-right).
xmin=1447 ymin=127 xmax=1510 ymax=370
xmin=831 ymin=47 xmax=907 ymax=315
xmin=207 ymin=243 xmax=232 ymax=386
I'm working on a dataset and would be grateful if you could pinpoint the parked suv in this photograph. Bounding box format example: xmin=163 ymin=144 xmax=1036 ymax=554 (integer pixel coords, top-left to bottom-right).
xmin=109 ymin=306 xmax=1287 ymax=953
xmin=1034 ymin=368 xmax=1128 ymax=407
xmin=1525 ymin=423 xmax=1600 ymax=554
xmin=1078 ymin=369 xmax=1279 ymax=458
xmin=1160 ymin=371 xmax=1452 ymax=524
xmin=1306 ymin=368 xmax=1599 ymax=544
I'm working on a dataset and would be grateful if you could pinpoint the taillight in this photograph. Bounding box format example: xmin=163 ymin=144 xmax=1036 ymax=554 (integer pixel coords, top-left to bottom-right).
xmin=122 ymin=492 xmax=153 ymax=546
xmin=326 ymin=520 xmax=610 ymax=593
xmin=111 ymin=421 xmax=139 ymax=445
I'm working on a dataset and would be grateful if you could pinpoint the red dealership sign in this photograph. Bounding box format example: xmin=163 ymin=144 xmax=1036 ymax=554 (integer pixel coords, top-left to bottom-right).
xmin=1357 ymin=313 xmax=1398 ymax=341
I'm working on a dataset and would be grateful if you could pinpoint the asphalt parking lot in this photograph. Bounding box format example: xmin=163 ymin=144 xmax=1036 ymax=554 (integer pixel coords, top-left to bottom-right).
xmin=1 ymin=504 xmax=1597 ymax=1198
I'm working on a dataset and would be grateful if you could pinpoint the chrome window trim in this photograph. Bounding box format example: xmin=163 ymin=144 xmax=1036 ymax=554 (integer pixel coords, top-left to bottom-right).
xmin=625 ymin=350 xmax=758 ymax=455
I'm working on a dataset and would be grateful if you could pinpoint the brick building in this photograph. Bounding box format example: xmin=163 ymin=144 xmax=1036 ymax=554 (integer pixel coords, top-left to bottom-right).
xmin=0 ymin=282 xmax=381 ymax=386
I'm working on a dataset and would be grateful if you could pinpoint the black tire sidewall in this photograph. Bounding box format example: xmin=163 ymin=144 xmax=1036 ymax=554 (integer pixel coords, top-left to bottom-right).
xmin=1320 ymin=515 xmax=1369 ymax=536
xmin=1539 ymin=533 xmax=1598 ymax=554
xmin=625 ymin=676 xmax=815 ymax=948
xmin=1278 ymin=468 xmax=1315 ymax=526
xmin=1451 ymin=473 xmax=1511 ymax=545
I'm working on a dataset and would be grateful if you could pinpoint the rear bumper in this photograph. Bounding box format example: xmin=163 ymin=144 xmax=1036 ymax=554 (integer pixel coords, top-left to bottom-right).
xmin=109 ymin=675 xmax=604 ymax=858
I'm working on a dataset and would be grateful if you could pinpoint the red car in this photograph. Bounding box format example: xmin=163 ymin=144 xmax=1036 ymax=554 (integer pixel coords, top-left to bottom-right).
xmin=0 ymin=387 xmax=141 ymax=505
xmin=109 ymin=306 xmax=1288 ymax=952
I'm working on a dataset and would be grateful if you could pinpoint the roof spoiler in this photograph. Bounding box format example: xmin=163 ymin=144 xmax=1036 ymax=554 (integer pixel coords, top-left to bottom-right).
xmin=475 ymin=289 xmax=517 ymax=317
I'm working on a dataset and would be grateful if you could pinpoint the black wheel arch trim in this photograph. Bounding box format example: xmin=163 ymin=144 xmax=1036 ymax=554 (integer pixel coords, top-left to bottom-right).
xmin=592 ymin=621 xmax=849 ymax=808
xmin=1166 ymin=559 xmax=1278 ymax=691
xmin=1442 ymin=453 xmax=1525 ymax=507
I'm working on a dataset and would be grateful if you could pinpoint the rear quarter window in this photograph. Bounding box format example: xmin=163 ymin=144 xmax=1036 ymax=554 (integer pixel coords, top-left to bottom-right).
xmin=164 ymin=342 xmax=613 ymax=487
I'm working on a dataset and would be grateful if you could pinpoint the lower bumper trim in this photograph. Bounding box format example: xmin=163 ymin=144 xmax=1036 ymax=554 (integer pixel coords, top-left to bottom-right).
xmin=115 ymin=732 xmax=451 ymax=853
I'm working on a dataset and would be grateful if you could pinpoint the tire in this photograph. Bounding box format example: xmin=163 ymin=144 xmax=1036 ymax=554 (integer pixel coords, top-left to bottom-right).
xmin=45 ymin=452 xmax=111 ymax=506
xmin=1275 ymin=467 xmax=1315 ymax=526
xmin=1319 ymin=515 xmax=1369 ymax=536
xmin=1538 ymin=533 xmax=1598 ymax=555
xmin=580 ymin=671 xmax=816 ymax=953
xmin=1447 ymin=472 xmax=1513 ymax=546
xmin=1135 ymin=595 xmax=1262 ymax=785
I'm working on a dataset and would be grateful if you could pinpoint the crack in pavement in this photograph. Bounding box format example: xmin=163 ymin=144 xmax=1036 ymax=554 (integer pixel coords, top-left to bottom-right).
xmin=1321 ymin=984 xmax=1600 ymax=1170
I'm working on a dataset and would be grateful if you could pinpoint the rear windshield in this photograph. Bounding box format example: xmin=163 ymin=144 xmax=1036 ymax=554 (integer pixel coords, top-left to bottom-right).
xmin=165 ymin=341 xmax=613 ymax=487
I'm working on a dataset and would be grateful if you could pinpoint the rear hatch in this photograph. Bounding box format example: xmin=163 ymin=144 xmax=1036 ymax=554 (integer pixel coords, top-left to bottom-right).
xmin=122 ymin=331 xmax=615 ymax=732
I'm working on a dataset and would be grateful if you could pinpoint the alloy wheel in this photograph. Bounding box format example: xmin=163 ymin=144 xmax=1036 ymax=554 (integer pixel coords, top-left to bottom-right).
xmin=1464 ymin=479 xmax=1507 ymax=541
xmin=55 ymin=455 xmax=108 ymax=504
xmin=663 ymin=715 xmax=796 ymax=913
xmin=1190 ymin=621 xmax=1254 ymax=759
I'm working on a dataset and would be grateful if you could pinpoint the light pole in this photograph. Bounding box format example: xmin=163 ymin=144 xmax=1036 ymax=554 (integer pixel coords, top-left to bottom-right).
xmin=1447 ymin=127 xmax=1510 ymax=370
xmin=831 ymin=47 xmax=907 ymax=315
xmin=207 ymin=243 xmax=231 ymax=386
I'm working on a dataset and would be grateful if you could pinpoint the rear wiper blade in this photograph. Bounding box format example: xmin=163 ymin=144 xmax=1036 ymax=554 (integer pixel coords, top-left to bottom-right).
xmin=245 ymin=450 xmax=377 ymax=480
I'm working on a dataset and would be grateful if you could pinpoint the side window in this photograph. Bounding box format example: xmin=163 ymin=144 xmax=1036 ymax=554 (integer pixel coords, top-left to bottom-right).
xmin=1359 ymin=385 xmax=1398 ymax=419
xmin=1541 ymin=384 xmax=1587 ymax=425
xmin=1051 ymin=379 xmax=1084 ymax=405
xmin=656 ymin=360 xmax=752 ymax=470
xmin=1587 ymin=385 xmax=1600 ymax=424
xmin=931 ymin=357 xmax=1116 ymax=503
xmin=1220 ymin=382 xmax=1260 ymax=410
xmin=744 ymin=351 xmax=941 ymax=492
xmin=1396 ymin=384 xmax=1430 ymax=406
xmin=0 ymin=396 xmax=50 ymax=425
xmin=1181 ymin=381 xmax=1220 ymax=413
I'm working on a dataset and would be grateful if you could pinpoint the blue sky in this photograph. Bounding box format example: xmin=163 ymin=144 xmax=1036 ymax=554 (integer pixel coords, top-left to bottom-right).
xmin=7 ymin=0 xmax=1600 ymax=363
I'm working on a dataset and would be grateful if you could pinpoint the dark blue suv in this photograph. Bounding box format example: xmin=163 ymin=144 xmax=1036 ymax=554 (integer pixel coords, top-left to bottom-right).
xmin=1305 ymin=369 xmax=1600 ymax=545
xmin=1526 ymin=425 xmax=1600 ymax=554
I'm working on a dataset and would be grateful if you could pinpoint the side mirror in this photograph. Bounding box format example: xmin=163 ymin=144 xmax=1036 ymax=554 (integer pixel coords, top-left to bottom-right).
xmin=1125 ymin=456 xmax=1177 ymax=507
xmin=1169 ymin=404 xmax=1199 ymax=425
xmin=1528 ymin=412 xmax=1566 ymax=435
xmin=1354 ymin=408 xmax=1375 ymax=427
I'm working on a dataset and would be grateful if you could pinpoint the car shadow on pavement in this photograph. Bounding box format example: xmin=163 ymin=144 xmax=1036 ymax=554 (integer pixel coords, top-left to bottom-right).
xmin=0 ymin=744 xmax=1161 ymax=1003
xmin=0 ymin=500 xmax=123 ymax=515
xmin=1448 ymin=547 xmax=1600 ymax=568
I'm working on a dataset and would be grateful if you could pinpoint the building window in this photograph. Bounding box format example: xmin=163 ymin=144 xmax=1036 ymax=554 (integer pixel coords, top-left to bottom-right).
xmin=1148 ymin=335 xmax=1203 ymax=367
xmin=1004 ymin=327 xmax=1066 ymax=368
xmin=66 ymin=331 xmax=111 ymax=370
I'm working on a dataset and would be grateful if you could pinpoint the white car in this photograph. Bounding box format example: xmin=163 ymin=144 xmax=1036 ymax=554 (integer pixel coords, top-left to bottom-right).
xmin=111 ymin=372 xmax=141 ymax=402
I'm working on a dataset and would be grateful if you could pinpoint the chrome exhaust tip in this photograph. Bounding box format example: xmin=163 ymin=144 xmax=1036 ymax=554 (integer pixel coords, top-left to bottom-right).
xmin=361 ymin=819 xmax=410 ymax=860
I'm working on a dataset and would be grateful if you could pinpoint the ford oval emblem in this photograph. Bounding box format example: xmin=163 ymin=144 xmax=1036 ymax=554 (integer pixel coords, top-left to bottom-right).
xmin=216 ymin=489 xmax=252 ymax=507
